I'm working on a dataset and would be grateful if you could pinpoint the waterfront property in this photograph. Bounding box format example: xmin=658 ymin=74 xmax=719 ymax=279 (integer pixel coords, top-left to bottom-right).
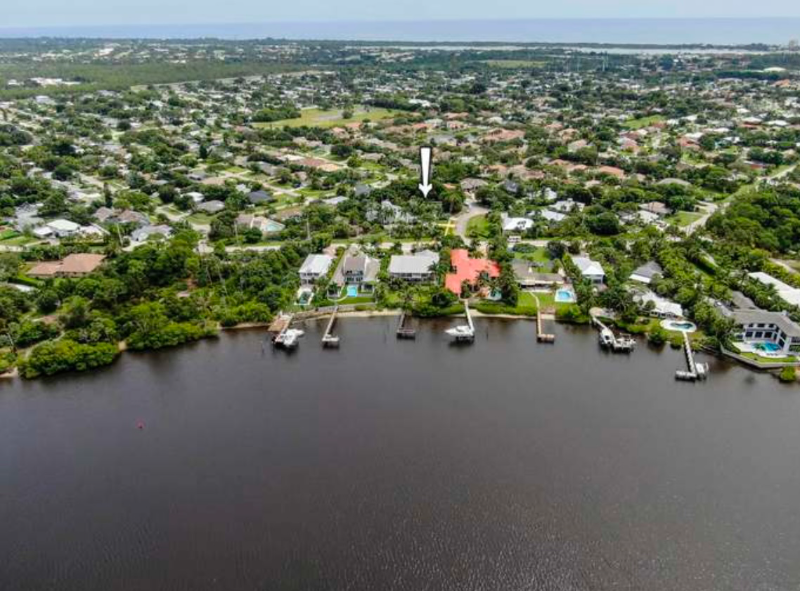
xmin=572 ymin=256 xmax=605 ymax=284
xmin=328 ymin=247 xmax=380 ymax=297
xmin=633 ymin=289 xmax=684 ymax=319
xmin=388 ymin=250 xmax=440 ymax=283
xmin=511 ymin=260 xmax=564 ymax=289
xmin=731 ymin=310 xmax=800 ymax=357
xmin=298 ymin=254 xmax=334 ymax=285
xmin=445 ymin=249 xmax=500 ymax=295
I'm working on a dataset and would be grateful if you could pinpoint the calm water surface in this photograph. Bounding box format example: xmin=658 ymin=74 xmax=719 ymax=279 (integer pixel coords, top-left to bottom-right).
xmin=2 ymin=317 xmax=799 ymax=591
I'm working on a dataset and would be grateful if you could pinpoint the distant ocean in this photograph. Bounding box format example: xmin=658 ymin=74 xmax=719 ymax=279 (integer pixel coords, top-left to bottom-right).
xmin=0 ymin=19 xmax=799 ymax=46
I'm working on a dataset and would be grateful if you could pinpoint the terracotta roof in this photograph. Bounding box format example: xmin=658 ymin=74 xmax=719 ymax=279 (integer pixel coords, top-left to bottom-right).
xmin=445 ymin=249 xmax=500 ymax=294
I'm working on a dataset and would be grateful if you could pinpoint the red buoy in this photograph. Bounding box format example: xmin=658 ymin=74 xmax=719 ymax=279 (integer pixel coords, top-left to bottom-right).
xmin=136 ymin=421 xmax=145 ymax=430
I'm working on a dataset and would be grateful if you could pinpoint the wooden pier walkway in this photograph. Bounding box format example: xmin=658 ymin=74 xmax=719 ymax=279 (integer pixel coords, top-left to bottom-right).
xmin=321 ymin=306 xmax=340 ymax=348
xmin=676 ymin=331 xmax=707 ymax=381
xmin=532 ymin=294 xmax=555 ymax=342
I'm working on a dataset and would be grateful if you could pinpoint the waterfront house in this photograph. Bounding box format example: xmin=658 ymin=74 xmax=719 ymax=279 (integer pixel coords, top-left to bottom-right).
xmin=731 ymin=310 xmax=800 ymax=356
xmin=298 ymin=254 xmax=333 ymax=285
xmin=328 ymin=247 xmax=380 ymax=296
xmin=388 ymin=250 xmax=440 ymax=282
xmin=572 ymin=256 xmax=605 ymax=284
xmin=445 ymin=249 xmax=500 ymax=295
xmin=511 ymin=260 xmax=563 ymax=289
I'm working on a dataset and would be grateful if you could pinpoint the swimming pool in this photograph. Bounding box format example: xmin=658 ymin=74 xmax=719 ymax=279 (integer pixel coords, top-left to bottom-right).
xmin=555 ymin=288 xmax=576 ymax=303
xmin=756 ymin=342 xmax=782 ymax=353
xmin=661 ymin=319 xmax=698 ymax=333
xmin=346 ymin=285 xmax=359 ymax=297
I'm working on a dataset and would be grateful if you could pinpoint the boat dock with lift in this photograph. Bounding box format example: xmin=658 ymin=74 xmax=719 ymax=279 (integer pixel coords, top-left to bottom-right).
xmin=592 ymin=315 xmax=635 ymax=353
xmin=270 ymin=314 xmax=305 ymax=349
xmin=445 ymin=303 xmax=475 ymax=342
xmin=675 ymin=331 xmax=708 ymax=381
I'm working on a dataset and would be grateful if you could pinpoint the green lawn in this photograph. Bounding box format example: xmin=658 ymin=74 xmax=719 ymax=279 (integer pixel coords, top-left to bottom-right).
xmin=667 ymin=211 xmax=704 ymax=227
xmin=253 ymin=106 xmax=397 ymax=129
xmin=741 ymin=352 xmax=798 ymax=364
xmin=622 ymin=115 xmax=665 ymax=130
xmin=466 ymin=214 xmax=489 ymax=238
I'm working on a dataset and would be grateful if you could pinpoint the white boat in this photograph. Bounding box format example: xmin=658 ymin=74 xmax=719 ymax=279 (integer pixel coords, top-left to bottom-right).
xmin=445 ymin=325 xmax=475 ymax=341
xmin=599 ymin=328 xmax=615 ymax=347
xmin=274 ymin=328 xmax=305 ymax=349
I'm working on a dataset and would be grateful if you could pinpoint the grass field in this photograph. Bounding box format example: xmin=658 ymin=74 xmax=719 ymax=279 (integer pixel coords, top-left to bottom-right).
xmin=466 ymin=214 xmax=489 ymax=238
xmin=622 ymin=115 xmax=665 ymax=130
xmin=668 ymin=211 xmax=704 ymax=227
xmin=253 ymin=106 xmax=397 ymax=129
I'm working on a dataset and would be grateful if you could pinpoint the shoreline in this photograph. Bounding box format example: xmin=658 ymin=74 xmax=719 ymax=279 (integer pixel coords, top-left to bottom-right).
xmin=2 ymin=310 xmax=795 ymax=382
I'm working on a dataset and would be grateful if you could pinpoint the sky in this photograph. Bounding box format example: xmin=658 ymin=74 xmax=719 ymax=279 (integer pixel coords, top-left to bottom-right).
xmin=3 ymin=0 xmax=800 ymax=29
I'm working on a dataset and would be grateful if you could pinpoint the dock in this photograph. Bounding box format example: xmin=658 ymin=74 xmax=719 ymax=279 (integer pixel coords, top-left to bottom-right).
xmin=676 ymin=331 xmax=708 ymax=381
xmin=269 ymin=313 xmax=305 ymax=349
xmin=268 ymin=314 xmax=292 ymax=335
xmin=537 ymin=310 xmax=556 ymax=343
xmin=592 ymin=315 xmax=635 ymax=353
xmin=396 ymin=311 xmax=416 ymax=339
xmin=321 ymin=306 xmax=340 ymax=348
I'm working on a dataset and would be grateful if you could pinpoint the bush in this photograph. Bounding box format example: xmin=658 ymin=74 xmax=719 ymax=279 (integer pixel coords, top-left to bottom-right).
xmin=669 ymin=333 xmax=684 ymax=349
xmin=556 ymin=304 xmax=590 ymax=324
xmin=0 ymin=351 xmax=16 ymax=374
xmin=127 ymin=322 xmax=214 ymax=351
xmin=647 ymin=327 xmax=667 ymax=346
xmin=779 ymin=366 xmax=797 ymax=383
xmin=20 ymin=340 xmax=119 ymax=379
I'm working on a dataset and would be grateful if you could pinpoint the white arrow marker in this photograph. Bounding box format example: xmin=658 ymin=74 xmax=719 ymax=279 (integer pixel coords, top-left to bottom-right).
xmin=418 ymin=146 xmax=433 ymax=197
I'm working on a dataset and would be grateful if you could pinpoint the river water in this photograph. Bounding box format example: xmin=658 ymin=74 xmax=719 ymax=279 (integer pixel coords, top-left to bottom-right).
xmin=2 ymin=317 xmax=799 ymax=590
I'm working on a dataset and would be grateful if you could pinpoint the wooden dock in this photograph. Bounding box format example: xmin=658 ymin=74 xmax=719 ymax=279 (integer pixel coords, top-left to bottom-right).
xmin=532 ymin=295 xmax=555 ymax=342
xmin=676 ymin=331 xmax=707 ymax=381
xmin=537 ymin=310 xmax=556 ymax=343
xmin=321 ymin=306 xmax=340 ymax=348
xmin=268 ymin=314 xmax=292 ymax=335
xmin=396 ymin=311 xmax=416 ymax=339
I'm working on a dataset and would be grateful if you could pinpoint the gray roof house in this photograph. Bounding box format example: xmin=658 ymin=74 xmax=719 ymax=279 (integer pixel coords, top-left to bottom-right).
xmin=630 ymin=261 xmax=663 ymax=285
xmin=388 ymin=250 xmax=440 ymax=282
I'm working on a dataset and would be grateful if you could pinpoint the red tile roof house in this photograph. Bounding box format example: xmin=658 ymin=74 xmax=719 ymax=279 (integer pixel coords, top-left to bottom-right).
xmin=445 ymin=249 xmax=500 ymax=296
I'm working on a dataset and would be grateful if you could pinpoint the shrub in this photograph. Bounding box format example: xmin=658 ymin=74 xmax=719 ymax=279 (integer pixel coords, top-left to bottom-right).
xmin=647 ymin=327 xmax=667 ymax=346
xmin=20 ymin=340 xmax=119 ymax=379
xmin=779 ymin=366 xmax=797 ymax=383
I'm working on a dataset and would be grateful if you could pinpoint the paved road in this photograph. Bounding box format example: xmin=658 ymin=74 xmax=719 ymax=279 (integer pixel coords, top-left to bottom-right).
xmin=453 ymin=201 xmax=489 ymax=240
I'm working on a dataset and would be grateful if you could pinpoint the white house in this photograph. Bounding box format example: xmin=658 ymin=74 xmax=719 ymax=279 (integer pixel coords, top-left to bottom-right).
xmin=46 ymin=219 xmax=80 ymax=237
xmin=501 ymin=214 xmax=534 ymax=234
xmin=572 ymin=256 xmax=605 ymax=284
xmin=732 ymin=310 xmax=800 ymax=355
xmin=298 ymin=254 xmax=333 ymax=285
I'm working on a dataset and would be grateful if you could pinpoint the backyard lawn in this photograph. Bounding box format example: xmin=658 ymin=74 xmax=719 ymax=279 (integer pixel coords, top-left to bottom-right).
xmin=668 ymin=211 xmax=704 ymax=227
